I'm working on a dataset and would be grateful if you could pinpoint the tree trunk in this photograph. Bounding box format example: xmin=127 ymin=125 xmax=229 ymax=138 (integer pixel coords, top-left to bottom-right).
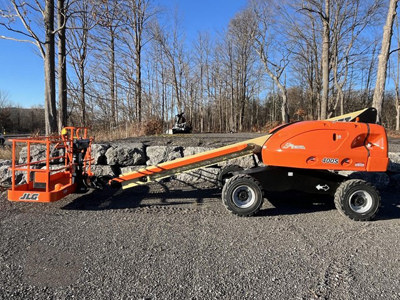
xmin=257 ymin=49 xmax=289 ymax=123
xmin=133 ymin=0 xmax=144 ymax=123
xmin=80 ymin=63 xmax=86 ymax=126
xmin=321 ymin=0 xmax=330 ymax=120
xmin=373 ymin=0 xmax=399 ymax=123
xmin=280 ymin=86 xmax=289 ymax=123
xmin=171 ymin=64 xmax=182 ymax=113
xmin=58 ymin=0 xmax=67 ymax=130
xmin=135 ymin=53 xmax=142 ymax=122
xmin=110 ymin=32 xmax=116 ymax=127
xmin=44 ymin=0 xmax=57 ymax=134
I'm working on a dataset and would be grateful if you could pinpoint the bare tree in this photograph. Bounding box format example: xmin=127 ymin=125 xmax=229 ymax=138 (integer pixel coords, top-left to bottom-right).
xmin=119 ymin=0 xmax=156 ymax=123
xmin=300 ymin=0 xmax=331 ymax=119
xmin=126 ymin=0 xmax=153 ymax=123
xmin=227 ymin=10 xmax=257 ymax=130
xmin=289 ymin=7 xmax=322 ymax=120
xmin=0 ymin=0 xmax=58 ymax=134
xmin=67 ymin=0 xmax=95 ymax=126
xmin=373 ymin=0 xmax=398 ymax=123
xmin=391 ymin=13 xmax=400 ymax=131
xmin=92 ymin=0 xmax=125 ymax=127
xmin=152 ymin=18 xmax=185 ymax=114
xmin=250 ymin=0 xmax=290 ymax=123
xmin=321 ymin=0 xmax=330 ymax=119
xmin=329 ymin=0 xmax=382 ymax=117
xmin=58 ymin=0 xmax=68 ymax=129
xmin=193 ymin=32 xmax=212 ymax=132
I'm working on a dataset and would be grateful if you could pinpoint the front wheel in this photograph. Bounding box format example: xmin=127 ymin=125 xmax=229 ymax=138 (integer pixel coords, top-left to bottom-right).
xmin=334 ymin=179 xmax=380 ymax=221
xmin=222 ymin=174 xmax=264 ymax=217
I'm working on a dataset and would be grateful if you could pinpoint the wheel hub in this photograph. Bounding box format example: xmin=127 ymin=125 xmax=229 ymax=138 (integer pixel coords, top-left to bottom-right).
xmin=354 ymin=196 xmax=365 ymax=206
xmin=349 ymin=190 xmax=373 ymax=214
xmin=238 ymin=190 xmax=249 ymax=201
xmin=232 ymin=185 xmax=256 ymax=209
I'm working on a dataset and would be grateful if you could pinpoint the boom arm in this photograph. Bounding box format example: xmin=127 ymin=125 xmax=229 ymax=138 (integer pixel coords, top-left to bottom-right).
xmin=111 ymin=135 xmax=270 ymax=189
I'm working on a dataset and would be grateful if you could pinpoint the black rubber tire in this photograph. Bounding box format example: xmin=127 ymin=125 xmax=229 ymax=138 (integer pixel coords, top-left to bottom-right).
xmin=222 ymin=174 xmax=264 ymax=217
xmin=334 ymin=179 xmax=380 ymax=221
xmin=217 ymin=164 xmax=244 ymax=188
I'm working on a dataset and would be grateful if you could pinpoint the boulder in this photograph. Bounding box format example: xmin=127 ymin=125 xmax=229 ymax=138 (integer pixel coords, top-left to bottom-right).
xmin=0 ymin=165 xmax=25 ymax=185
xmin=183 ymin=147 xmax=257 ymax=169
xmin=120 ymin=165 xmax=148 ymax=175
xmin=91 ymin=165 xmax=119 ymax=177
xmin=91 ymin=143 xmax=111 ymax=165
xmin=183 ymin=147 xmax=214 ymax=157
xmin=337 ymin=170 xmax=354 ymax=177
xmin=221 ymin=155 xmax=256 ymax=169
xmin=18 ymin=145 xmax=62 ymax=165
xmin=175 ymin=167 xmax=219 ymax=185
xmin=146 ymin=146 xmax=183 ymax=166
xmin=0 ymin=165 xmax=12 ymax=185
xmin=0 ymin=159 xmax=11 ymax=167
xmin=388 ymin=152 xmax=400 ymax=173
xmin=19 ymin=145 xmax=47 ymax=164
xmin=389 ymin=152 xmax=400 ymax=163
xmin=105 ymin=143 xmax=146 ymax=166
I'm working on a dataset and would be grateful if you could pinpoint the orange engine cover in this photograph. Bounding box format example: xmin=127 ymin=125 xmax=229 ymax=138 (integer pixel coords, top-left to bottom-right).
xmin=262 ymin=121 xmax=388 ymax=172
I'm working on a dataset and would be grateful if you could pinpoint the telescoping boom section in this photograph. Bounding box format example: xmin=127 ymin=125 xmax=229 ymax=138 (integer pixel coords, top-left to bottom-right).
xmin=112 ymin=135 xmax=271 ymax=189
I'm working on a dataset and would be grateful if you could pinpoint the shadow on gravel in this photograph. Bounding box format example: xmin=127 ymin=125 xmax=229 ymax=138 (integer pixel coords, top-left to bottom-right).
xmin=261 ymin=189 xmax=400 ymax=220
xmin=259 ymin=192 xmax=336 ymax=217
xmin=375 ymin=189 xmax=400 ymax=221
xmin=61 ymin=183 xmax=221 ymax=211
xmin=61 ymin=183 xmax=400 ymax=221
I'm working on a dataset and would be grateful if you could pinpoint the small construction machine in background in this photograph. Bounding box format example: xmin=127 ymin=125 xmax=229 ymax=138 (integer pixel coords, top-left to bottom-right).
xmin=172 ymin=112 xmax=192 ymax=134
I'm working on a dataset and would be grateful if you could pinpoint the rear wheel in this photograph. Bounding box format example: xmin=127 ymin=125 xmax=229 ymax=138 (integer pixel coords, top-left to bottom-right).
xmin=222 ymin=174 xmax=264 ymax=217
xmin=217 ymin=164 xmax=244 ymax=188
xmin=334 ymin=179 xmax=380 ymax=221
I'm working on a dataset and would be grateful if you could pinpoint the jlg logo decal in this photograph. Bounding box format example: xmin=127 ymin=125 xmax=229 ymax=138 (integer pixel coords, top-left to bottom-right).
xmin=19 ymin=193 xmax=39 ymax=201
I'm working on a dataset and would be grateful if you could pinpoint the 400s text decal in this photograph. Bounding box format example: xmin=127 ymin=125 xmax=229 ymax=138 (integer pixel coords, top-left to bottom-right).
xmin=322 ymin=157 xmax=339 ymax=164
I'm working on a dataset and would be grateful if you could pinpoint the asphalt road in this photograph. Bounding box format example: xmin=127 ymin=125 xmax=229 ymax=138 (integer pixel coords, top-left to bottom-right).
xmin=1 ymin=181 xmax=400 ymax=299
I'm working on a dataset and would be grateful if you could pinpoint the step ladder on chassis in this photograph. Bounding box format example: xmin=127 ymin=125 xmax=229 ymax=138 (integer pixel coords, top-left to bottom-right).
xmin=7 ymin=108 xmax=389 ymax=221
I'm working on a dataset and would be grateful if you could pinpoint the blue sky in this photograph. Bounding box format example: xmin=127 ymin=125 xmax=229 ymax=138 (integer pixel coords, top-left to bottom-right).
xmin=0 ymin=0 xmax=247 ymax=108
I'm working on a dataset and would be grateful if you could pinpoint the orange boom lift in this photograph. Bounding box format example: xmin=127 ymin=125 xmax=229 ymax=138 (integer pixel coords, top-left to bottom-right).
xmin=7 ymin=108 xmax=389 ymax=221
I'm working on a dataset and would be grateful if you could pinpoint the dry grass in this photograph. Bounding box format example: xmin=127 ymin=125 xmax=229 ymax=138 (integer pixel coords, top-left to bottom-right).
xmin=92 ymin=124 xmax=144 ymax=142
xmin=387 ymin=130 xmax=400 ymax=139
xmin=92 ymin=119 xmax=164 ymax=142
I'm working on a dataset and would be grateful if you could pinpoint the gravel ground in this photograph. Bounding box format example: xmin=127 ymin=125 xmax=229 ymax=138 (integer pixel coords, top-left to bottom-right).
xmin=1 ymin=135 xmax=400 ymax=299
xmin=1 ymin=183 xmax=400 ymax=299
